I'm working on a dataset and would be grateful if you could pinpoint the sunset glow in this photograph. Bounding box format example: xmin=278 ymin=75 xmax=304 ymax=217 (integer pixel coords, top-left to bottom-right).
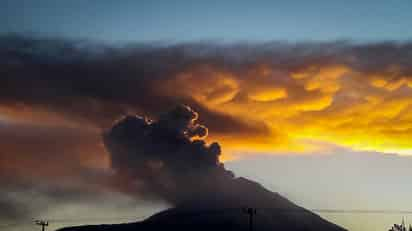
xmin=2 ymin=2 xmax=412 ymax=230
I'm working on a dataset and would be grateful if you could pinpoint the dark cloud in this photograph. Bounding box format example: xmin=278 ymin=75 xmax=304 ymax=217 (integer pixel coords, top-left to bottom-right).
xmin=0 ymin=122 xmax=118 ymax=222
xmin=0 ymin=178 xmax=148 ymax=224
xmin=0 ymin=123 xmax=107 ymax=179
xmin=2 ymin=35 xmax=412 ymax=133
xmin=0 ymin=35 xmax=271 ymax=136
xmin=0 ymin=196 xmax=28 ymax=221
xmin=104 ymin=105 xmax=234 ymax=205
xmin=0 ymin=35 xmax=411 ymax=138
xmin=345 ymin=42 xmax=412 ymax=76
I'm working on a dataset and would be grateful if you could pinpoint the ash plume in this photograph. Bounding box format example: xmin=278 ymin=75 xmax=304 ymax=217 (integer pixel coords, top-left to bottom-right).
xmin=104 ymin=105 xmax=234 ymax=206
xmin=88 ymin=105 xmax=347 ymax=231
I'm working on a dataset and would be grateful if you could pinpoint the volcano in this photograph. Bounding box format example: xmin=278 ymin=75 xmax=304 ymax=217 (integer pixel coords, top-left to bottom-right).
xmin=58 ymin=177 xmax=346 ymax=231
xmin=58 ymin=105 xmax=347 ymax=231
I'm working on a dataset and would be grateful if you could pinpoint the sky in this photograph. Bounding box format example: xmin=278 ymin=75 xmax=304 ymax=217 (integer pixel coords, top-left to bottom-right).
xmin=1 ymin=1 xmax=412 ymax=231
xmin=2 ymin=0 xmax=412 ymax=42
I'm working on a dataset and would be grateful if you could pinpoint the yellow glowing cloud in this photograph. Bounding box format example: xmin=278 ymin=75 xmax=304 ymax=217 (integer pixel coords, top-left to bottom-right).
xmin=164 ymin=63 xmax=412 ymax=158
xmin=160 ymin=67 xmax=240 ymax=106
xmin=4 ymin=61 xmax=412 ymax=160
xmin=248 ymin=88 xmax=287 ymax=102
xmin=294 ymin=65 xmax=349 ymax=93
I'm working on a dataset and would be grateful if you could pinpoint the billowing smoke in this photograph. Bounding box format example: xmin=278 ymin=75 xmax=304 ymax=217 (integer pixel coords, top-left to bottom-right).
xmin=104 ymin=105 xmax=235 ymax=206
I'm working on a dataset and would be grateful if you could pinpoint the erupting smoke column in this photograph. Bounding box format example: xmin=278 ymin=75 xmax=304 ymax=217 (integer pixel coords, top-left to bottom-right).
xmin=104 ymin=105 xmax=234 ymax=206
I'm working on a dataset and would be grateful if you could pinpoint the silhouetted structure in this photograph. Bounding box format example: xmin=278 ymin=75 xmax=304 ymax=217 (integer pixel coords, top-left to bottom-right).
xmin=243 ymin=208 xmax=257 ymax=231
xmin=35 ymin=220 xmax=49 ymax=231
xmin=388 ymin=218 xmax=412 ymax=231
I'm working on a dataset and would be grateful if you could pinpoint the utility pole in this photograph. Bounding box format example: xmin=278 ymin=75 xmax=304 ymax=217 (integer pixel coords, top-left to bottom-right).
xmin=243 ymin=208 xmax=257 ymax=231
xmin=35 ymin=220 xmax=49 ymax=231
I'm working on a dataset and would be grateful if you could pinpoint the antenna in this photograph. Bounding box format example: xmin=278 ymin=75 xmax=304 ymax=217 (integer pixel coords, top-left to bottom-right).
xmin=242 ymin=207 xmax=257 ymax=231
xmin=35 ymin=220 xmax=49 ymax=231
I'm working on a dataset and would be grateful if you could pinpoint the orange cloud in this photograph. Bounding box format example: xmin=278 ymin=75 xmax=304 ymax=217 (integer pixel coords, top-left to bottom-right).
xmin=2 ymin=37 xmax=412 ymax=161
xmin=155 ymin=63 xmax=412 ymax=158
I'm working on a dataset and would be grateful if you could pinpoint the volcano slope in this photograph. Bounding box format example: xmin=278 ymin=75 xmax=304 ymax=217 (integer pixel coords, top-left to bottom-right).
xmin=59 ymin=105 xmax=346 ymax=231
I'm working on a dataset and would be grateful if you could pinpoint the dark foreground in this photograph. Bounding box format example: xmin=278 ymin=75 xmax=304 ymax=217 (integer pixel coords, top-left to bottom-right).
xmin=58 ymin=178 xmax=346 ymax=231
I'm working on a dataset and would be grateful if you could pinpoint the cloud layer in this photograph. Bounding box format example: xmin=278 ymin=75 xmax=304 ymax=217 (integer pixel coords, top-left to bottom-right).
xmin=2 ymin=36 xmax=412 ymax=157
xmin=2 ymin=35 xmax=412 ymax=228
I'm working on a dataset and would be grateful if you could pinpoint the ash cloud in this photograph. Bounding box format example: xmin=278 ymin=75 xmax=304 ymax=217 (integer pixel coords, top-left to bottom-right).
xmin=104 ymin=105 xmax=234 ymax=206
xmin=102 ymin=105 xmax=349 ymax=231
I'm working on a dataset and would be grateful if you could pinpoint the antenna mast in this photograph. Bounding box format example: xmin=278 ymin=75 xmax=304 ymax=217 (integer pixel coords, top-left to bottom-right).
xmin=243 ymin=207 xmax=257 ymax=231
xmin=35 ymin=220 xmax=49 ymax=231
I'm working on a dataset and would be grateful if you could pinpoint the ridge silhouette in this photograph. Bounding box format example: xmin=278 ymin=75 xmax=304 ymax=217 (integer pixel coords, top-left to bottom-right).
xmin=59 ymin=105 xmax=347 ymax=231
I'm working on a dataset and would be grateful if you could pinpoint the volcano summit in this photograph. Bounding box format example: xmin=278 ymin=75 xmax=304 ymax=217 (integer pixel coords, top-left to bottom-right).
xmin=59 ymin=105 xmax=346 ymax=231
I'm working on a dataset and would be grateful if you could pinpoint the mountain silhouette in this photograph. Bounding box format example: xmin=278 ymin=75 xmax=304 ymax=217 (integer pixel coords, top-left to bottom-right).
xmin=59 ymin=106 xmax=346 ymax=231
xmin=58 ymin=177 xmax=346 ymax=231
